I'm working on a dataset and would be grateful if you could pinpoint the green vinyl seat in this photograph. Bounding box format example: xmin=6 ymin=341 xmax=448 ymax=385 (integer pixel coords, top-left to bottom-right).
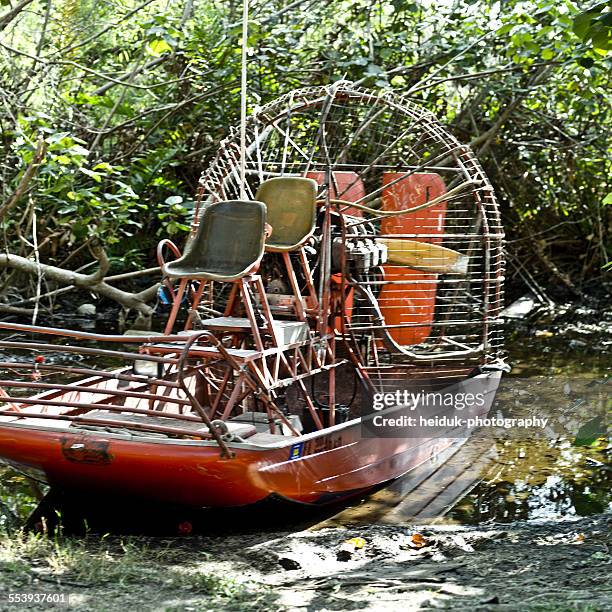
xmin=162 ymin=200 xmax=267 ymax=282
xmin=255 ymin=177 xmax=317 ymax=252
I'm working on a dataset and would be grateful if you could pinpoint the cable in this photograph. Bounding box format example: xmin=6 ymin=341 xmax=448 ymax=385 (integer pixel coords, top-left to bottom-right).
xmin=239 ymin=0 xmax=249 ymax=201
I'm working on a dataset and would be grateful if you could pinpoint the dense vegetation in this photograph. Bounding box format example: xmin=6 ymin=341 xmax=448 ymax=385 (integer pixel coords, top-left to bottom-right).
xmin=0 ymin=0 xmax=610 ymax=320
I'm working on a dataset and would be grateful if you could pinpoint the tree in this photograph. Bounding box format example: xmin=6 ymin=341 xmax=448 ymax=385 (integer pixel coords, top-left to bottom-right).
xmin=0 ymin=0 xmax=609 ymax=321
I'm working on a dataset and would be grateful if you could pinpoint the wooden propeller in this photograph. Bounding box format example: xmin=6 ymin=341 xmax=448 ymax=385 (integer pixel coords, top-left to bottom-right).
xmin=377 ymin=238 xmax=469 ymax=275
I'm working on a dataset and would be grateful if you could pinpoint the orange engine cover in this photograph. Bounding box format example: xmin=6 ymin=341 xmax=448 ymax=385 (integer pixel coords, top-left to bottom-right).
xmin=305 ymin=171 xmax=364 ymax=217
xmin=378 ymin=172 xmax=447 ymax=345
xmin=306 ymin=171 xmax=365 ymax=331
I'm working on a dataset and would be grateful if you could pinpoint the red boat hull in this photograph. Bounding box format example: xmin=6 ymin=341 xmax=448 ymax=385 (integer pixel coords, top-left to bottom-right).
xmin=0 ymin=372 xmax=501 ymax=507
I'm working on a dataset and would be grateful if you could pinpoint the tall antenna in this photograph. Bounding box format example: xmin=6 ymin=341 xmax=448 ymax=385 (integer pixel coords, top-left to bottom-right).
xmin=239 ymin=0 xmax=249 ymax=201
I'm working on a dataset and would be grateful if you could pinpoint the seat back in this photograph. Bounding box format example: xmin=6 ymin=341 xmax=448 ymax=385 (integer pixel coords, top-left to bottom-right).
xmin=169 ymin=200 xmax=266 ymax=279
xmin=255 ymin=177 xmax=317 ymax=251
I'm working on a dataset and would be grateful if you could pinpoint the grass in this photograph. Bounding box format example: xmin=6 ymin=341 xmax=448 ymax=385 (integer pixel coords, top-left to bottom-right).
xmin=0 ymin=529 xmax=274 ymax=611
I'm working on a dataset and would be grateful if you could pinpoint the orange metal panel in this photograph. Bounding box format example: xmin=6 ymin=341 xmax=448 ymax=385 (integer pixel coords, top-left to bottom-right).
xmin=305 ymin=171 xmax=364 ymax=217
xmin=379 ymin=173 xmax=447 ymax=345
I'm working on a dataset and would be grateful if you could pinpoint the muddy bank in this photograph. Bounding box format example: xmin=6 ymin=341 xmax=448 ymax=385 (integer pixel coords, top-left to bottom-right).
xmin=1 ymin=514 xmax=610 ymax=611
xmin=502 ymin=294 xmax=612 ymax=354
xmin=205 ymin=513 xmax=612 ymax=610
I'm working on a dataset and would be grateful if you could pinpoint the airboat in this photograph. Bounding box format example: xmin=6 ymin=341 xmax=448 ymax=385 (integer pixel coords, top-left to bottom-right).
xmin=0 ymin=83 xmax=506 ymax=508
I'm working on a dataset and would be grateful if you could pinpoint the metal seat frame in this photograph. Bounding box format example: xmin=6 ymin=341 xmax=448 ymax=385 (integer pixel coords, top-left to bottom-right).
xmin=255 ymin=176 xmax=319 ymax=321
xmin=159 ymin=200 xmax=273 ymax=339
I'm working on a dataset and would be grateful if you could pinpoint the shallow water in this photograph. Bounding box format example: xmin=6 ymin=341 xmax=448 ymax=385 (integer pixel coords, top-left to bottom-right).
xmin=445 ymin=332 xmax=610 ymax=525
xmin=0 ymin=330 xmax=609 ymax=528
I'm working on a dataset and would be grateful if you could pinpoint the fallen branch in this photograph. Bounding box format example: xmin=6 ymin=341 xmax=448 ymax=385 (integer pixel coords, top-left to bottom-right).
xmin=4 ymin=266 xmax=161 ymax=308
xmin=0 ymin=304 xmax=35 ymax=316
xmin=107 ymin=266 xmax=161 ymax=282
xmin=0 ymin=247 xmax=157 ymax=316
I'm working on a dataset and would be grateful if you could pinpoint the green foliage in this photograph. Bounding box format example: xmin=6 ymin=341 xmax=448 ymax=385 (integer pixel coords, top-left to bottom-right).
xmin=573 ymin=1 xmax=612 ymax=52
xmin=0 ymin=0 xmax=609 ymax=291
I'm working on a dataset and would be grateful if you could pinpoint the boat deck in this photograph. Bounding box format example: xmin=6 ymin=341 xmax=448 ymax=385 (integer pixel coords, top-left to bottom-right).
xmin=0 ymin=409 xmax=294 ymax=446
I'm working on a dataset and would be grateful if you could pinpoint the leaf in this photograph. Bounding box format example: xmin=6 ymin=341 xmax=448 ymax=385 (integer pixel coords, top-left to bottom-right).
xmin=452 ymin=534 xmax=474 ymax=552
xmin=93 ymin=162 xmax=114 ymax=173
xmin=68 ymin=145 xmax=90 ymax=157
xmin=577 ymin=56 xmax=595 ymax=68
xmin=409 ymin=533 xmax=429 ymax=548
xmin=573 ymin=11 xmax=597 ymax=40
xmin=165 ymin=195 xmax=183 ymax=205
xmin=147 ymin=39 xmax=172 ymax=57
xmin=598 ymin=11 xmax=612 ymax=27
xmin=45 ymin=131 xmax=71 ymax=144
xmin=573 ymin=416 xmax=606 ymax=447
xmin=57 ymin=206 xmax=77 ymax=215
xmin=603 ymin=192 xmax=612 ymax=205
xmin=497 ymin=24 xmax=513 ymax=36
xmin=345 ymin=537 xmax=366 ymax=549
xmin=79 ymin=167 xmax=102 ymax=183
xmin=592 ymin=27 xmax=612 ymax=50
xmin=541 ymin=48 xmax=554 ymax=60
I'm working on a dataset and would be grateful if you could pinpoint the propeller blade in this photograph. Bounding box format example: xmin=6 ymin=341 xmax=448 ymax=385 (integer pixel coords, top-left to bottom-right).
xmin=378 ymin=238 xmax=469 ymax=274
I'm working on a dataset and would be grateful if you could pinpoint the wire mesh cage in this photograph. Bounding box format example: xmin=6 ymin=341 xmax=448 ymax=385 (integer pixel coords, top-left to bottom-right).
xmin=192 ymin=82 xmax=505 ymax=384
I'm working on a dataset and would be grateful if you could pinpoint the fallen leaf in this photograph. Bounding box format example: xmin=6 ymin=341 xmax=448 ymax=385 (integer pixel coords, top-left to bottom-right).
xmin=452 ymin=534 xmax=475 ymax=552
xmin=345 ymin=537 xmax=366 ymax=549
xmin=410 ymin=533 xmax=428 ymax=548
xmin=535 ymin=330 xmax=554 ymax=338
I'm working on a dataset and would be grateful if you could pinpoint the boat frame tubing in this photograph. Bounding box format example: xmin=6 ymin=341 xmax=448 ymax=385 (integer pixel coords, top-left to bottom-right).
xmin=0 ymin=396 xmax=204 ymax=423
xmin=0 ymin=362 xmax=182 ymax=389
xmin=0 ymin=379 xmax=191 ymax=407
xmin=0 ymin=324 xmax=235 ymax=457
xmin=0 ymin=408 xmax=212 ymax=439
xmin=175 ymin=330 xmax=237 ymax=457
xmin=0 ymin=340 xmax=177 ymax=365
xmin=0 ymin=321 xmax=198 ymax=345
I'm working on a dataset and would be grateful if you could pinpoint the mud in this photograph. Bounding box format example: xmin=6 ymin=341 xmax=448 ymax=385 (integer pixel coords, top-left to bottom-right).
xmin=1 ymin=514 xmax=610 ymax=611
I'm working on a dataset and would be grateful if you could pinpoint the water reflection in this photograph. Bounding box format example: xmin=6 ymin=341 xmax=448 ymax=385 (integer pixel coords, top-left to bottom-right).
xmin=326 ymin=335 xmax=610 ymax=526
xmin=449 ymin=437 xmax=610 ymax=524
xmin=445 ymin=336 xmax=610 ymax=525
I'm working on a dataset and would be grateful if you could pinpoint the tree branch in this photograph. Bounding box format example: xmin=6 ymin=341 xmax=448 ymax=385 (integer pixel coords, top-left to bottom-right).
xmin=0 ymin=252 xmax=156 ymax=315
xmin=92 ymin=54 xmax=174 ymax=96
xmin=51 ymin=0 xmax=157 ymax=57
xmin=0 ymin=39 xmax=179 ymax=92
xmin=0 ymin=139 xmax=47 ymax=222
xmin=408 ymin=61 xmax=561 ymax=95
xmin=0 ymin=0 xmax=34 ymax=32
xmin=0 ymin=303 xmax=34 ymax=316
